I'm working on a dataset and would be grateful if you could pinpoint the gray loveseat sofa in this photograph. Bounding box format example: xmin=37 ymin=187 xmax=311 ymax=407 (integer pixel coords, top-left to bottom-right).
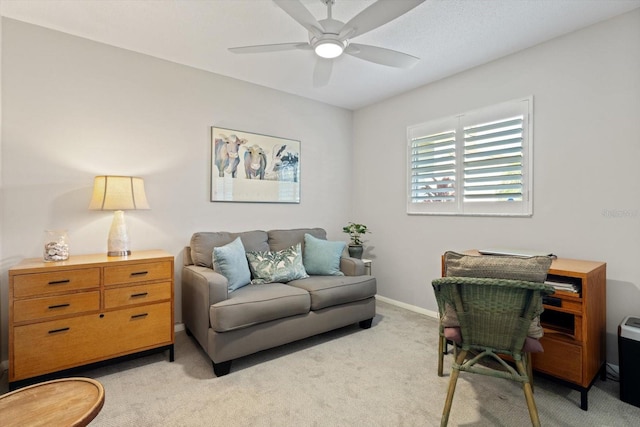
xmin=182 ymin=228 xmax=377 ymax=376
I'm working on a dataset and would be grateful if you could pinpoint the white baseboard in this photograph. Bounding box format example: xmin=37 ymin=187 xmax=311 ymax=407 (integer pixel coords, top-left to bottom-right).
xmin=376 ymin=295 xmax=439 ymax=319
xmin=1 ymin=359 xmax=8 ymax=375
xmin=174 ymin=323 xmax=185 ymax=332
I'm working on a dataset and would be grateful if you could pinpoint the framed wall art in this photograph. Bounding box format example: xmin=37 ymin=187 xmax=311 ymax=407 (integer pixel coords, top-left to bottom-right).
xmin=211 ymin=127 xmax=301 ymax=203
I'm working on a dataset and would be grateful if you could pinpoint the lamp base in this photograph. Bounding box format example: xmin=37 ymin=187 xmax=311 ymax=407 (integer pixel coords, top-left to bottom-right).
xmin=107 ymin=210 xmax=131 ymax=257
xmin=107 ymin=250 xmax=131 ymax=257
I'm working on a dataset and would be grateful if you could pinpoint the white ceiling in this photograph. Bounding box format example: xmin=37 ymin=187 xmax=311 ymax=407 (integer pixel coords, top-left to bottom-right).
xmin=2 ymin=0 xmax=639 ymax=110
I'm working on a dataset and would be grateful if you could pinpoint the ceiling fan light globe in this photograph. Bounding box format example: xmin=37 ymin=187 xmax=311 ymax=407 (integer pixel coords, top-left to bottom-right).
xmin=315 ymin=40 xmax=344 ymax=59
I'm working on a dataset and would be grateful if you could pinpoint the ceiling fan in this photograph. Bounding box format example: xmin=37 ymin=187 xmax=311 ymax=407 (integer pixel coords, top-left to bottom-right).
xmin=229 ymin=0 xmax=425 ymax=86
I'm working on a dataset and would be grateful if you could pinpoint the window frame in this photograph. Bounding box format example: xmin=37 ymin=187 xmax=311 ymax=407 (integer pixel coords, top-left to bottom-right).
xmin=406 ymin=96 xmax=533 ymax=217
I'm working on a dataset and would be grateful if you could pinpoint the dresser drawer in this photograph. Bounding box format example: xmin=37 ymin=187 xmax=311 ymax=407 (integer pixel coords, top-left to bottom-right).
xmin=533 ymin=334 xmax=583 ymax=384
xmin=12 ymin=313 xmax=106 ymax=381
xmin=98 ymin=302 xmax=172 ymax=356
xmin=104 ymin=261 xmax=172 ymax=286
xmin=11 ymin=302 xmax=172 ymax=382
xmin=104 ymin=282 xmax=172 ymax=309
xmin=12 ymin=268 xmax=101 ymax=298
xmin=13 ymin=291 xmax=100 ymax=323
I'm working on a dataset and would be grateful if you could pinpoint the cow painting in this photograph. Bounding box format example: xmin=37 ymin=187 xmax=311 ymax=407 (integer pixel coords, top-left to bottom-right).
xmin=244 ymin=144 xmax=267 ymax=179
xmin=266 ymin=144 xmax=299 ymax=182
xmin=214 ymin=134 xmax=247 ymax=178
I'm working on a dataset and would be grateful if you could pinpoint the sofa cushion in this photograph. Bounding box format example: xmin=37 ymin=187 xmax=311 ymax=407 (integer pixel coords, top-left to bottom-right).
xmin=210 ymin=283 xmax=311 ymax=332
xmin=288 ymin=275 xmax=377 ymax=310
xmin=212 ymin=237 xmax=252 ymax=292
xmin=191 ymin=230 xmax=269 ymax=268
xmin=303 ymin=233 xmax=345 ymax=276
xmin=443 ymin=251 xmax=551 ymax=282
xmin=267 ymin=228 xmax=326 ymax=253
xmin=442 ymin=251 xmax=552 ymax=339
xmin=246 ymin=243 xmax=309 ymax=284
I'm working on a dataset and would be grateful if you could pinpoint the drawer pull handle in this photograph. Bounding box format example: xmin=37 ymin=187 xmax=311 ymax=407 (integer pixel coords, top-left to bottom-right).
xmin=130 ymin=271 xmax=149 ymax=277
xmin=131 ymin=292 xmax=149 ymax=298
xmin=131 ymin=313 xmax=148 ymax=319
xmin=48 ymin=303 xmax=70 ymax=309
xmin=48 ymin=327 xmax=70 ymax=334
xmin=48 ymin=279 xmax=71 ymax=285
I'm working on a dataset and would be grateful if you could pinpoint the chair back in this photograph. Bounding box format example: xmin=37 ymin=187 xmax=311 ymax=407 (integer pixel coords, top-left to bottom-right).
xmin=432 ymin=277 xmax=555 ymax=357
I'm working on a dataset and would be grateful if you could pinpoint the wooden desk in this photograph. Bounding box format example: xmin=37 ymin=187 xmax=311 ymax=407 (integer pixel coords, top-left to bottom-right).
xmin=449 ymin=251 xmax=607 ymax=410
xmin=0 ymin=377 xmax=105 ymax=426
xmin=533 ymin=257 xmax=606 ymax=411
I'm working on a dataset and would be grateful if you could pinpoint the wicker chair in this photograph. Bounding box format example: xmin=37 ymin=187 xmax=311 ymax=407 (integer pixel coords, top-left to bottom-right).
xmin=437 ymin=322 xmax=451 ymax=377
xmin=432 ymin=276 xmax=555 ymax=427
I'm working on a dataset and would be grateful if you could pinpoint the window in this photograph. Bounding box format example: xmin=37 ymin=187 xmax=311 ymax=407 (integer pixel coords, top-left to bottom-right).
xmin=407 ymin=97 xmax=533 ymax=216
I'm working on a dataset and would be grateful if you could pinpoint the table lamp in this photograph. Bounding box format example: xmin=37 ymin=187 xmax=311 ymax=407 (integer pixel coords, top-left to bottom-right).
xmin=89 ymin=176 xmax=150 ymax=256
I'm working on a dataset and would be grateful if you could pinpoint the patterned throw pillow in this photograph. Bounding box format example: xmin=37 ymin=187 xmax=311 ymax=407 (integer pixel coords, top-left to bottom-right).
xmin=246 ymin=243 xmax=309 ymax=284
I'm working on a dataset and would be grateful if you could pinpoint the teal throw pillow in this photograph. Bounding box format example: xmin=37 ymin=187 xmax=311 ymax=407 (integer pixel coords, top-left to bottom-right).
xmin=303 ymin=233 xmax=345 ymax=276
xmin=246 ymin=243 xmax=309 ymax=284
xmin=212 ymin=237 xmax=251 ymax=292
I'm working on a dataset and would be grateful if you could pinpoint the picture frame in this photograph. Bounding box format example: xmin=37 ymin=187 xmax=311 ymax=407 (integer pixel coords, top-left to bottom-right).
xmin=211 ymin=127 xmax=301 ymax=203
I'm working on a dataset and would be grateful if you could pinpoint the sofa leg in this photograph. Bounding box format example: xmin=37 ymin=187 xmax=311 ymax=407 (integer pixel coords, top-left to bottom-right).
xmin=212 ymin=360 xmax=232 ymax=377
xmin=359 ymin=318 xmax=373 ymax=329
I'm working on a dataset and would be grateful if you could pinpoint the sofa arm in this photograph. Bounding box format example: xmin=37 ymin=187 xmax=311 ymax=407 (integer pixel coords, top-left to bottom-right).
xmin=182 ymin=265 xmax=229 ymax=351
xmin=340 ymin=257 xmax=366 ymax=276
xmin=183 ymin=266 xmax=229 ymax=306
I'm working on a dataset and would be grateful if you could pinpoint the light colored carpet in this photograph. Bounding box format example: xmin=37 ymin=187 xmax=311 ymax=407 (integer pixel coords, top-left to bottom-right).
xmin=2 ymin=301 xmax=639 ymax=426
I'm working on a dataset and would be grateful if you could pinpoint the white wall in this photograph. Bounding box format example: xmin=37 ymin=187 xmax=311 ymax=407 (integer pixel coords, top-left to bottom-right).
xmin=2 ymin=9 xmax=639 ymax=367
xmin=0 ymin=12 xmax=4 ymax=374
xmin=352 ymin=9 xmax=640 ymax=364
xmin=0 ymin=19 xmax=353 ymax=361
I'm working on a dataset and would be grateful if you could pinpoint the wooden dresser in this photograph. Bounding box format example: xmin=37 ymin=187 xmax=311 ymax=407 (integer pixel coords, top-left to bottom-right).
xmin=8 ymin=250 xmax=174 ymax=389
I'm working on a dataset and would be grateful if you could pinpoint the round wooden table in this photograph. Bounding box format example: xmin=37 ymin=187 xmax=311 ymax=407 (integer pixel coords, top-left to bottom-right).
xmin=0 ymin=377 xmax=105 ymax=427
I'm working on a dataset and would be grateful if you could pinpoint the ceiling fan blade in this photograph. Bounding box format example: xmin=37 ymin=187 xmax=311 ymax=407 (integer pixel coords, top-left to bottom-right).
xmin=313 ymin=58 xmax=333 ymax=87
xmin=229 ymin=42 xmax=310 ymax=54
xmin=339 ymin=0 xmax=425 ymax=40
xmin=273 ymin=0 xmax=324 ymax=37
xmin=345 ymin=43 xmax=419 ymax=68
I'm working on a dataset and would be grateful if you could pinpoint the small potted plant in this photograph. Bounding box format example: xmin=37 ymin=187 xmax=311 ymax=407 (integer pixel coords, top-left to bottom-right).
xmin=342 ymin=222 xmax=369 ymax=259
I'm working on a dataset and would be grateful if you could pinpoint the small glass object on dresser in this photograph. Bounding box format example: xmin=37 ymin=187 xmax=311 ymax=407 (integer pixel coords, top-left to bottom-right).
xmin=43 ymin=229 xmax=69 ymax=262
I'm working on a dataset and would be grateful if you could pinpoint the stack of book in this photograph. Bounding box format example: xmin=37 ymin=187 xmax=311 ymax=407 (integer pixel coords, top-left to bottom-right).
xmin=545 ymin=278 xmax=580 ymax=293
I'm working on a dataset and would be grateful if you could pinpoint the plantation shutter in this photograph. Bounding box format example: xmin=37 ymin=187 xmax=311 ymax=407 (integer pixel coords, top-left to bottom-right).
xmin=407 ymin=96 xmax=532 ymax=216
xmin=463 ymin=116 xmax=524 ymax=202
xmin=410 ymin=130 xmax=456 ymax=203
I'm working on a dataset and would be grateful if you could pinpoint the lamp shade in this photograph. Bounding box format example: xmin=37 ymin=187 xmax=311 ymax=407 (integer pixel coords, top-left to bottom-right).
xmin=89 ymin=176 xmax=150 ymax=211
